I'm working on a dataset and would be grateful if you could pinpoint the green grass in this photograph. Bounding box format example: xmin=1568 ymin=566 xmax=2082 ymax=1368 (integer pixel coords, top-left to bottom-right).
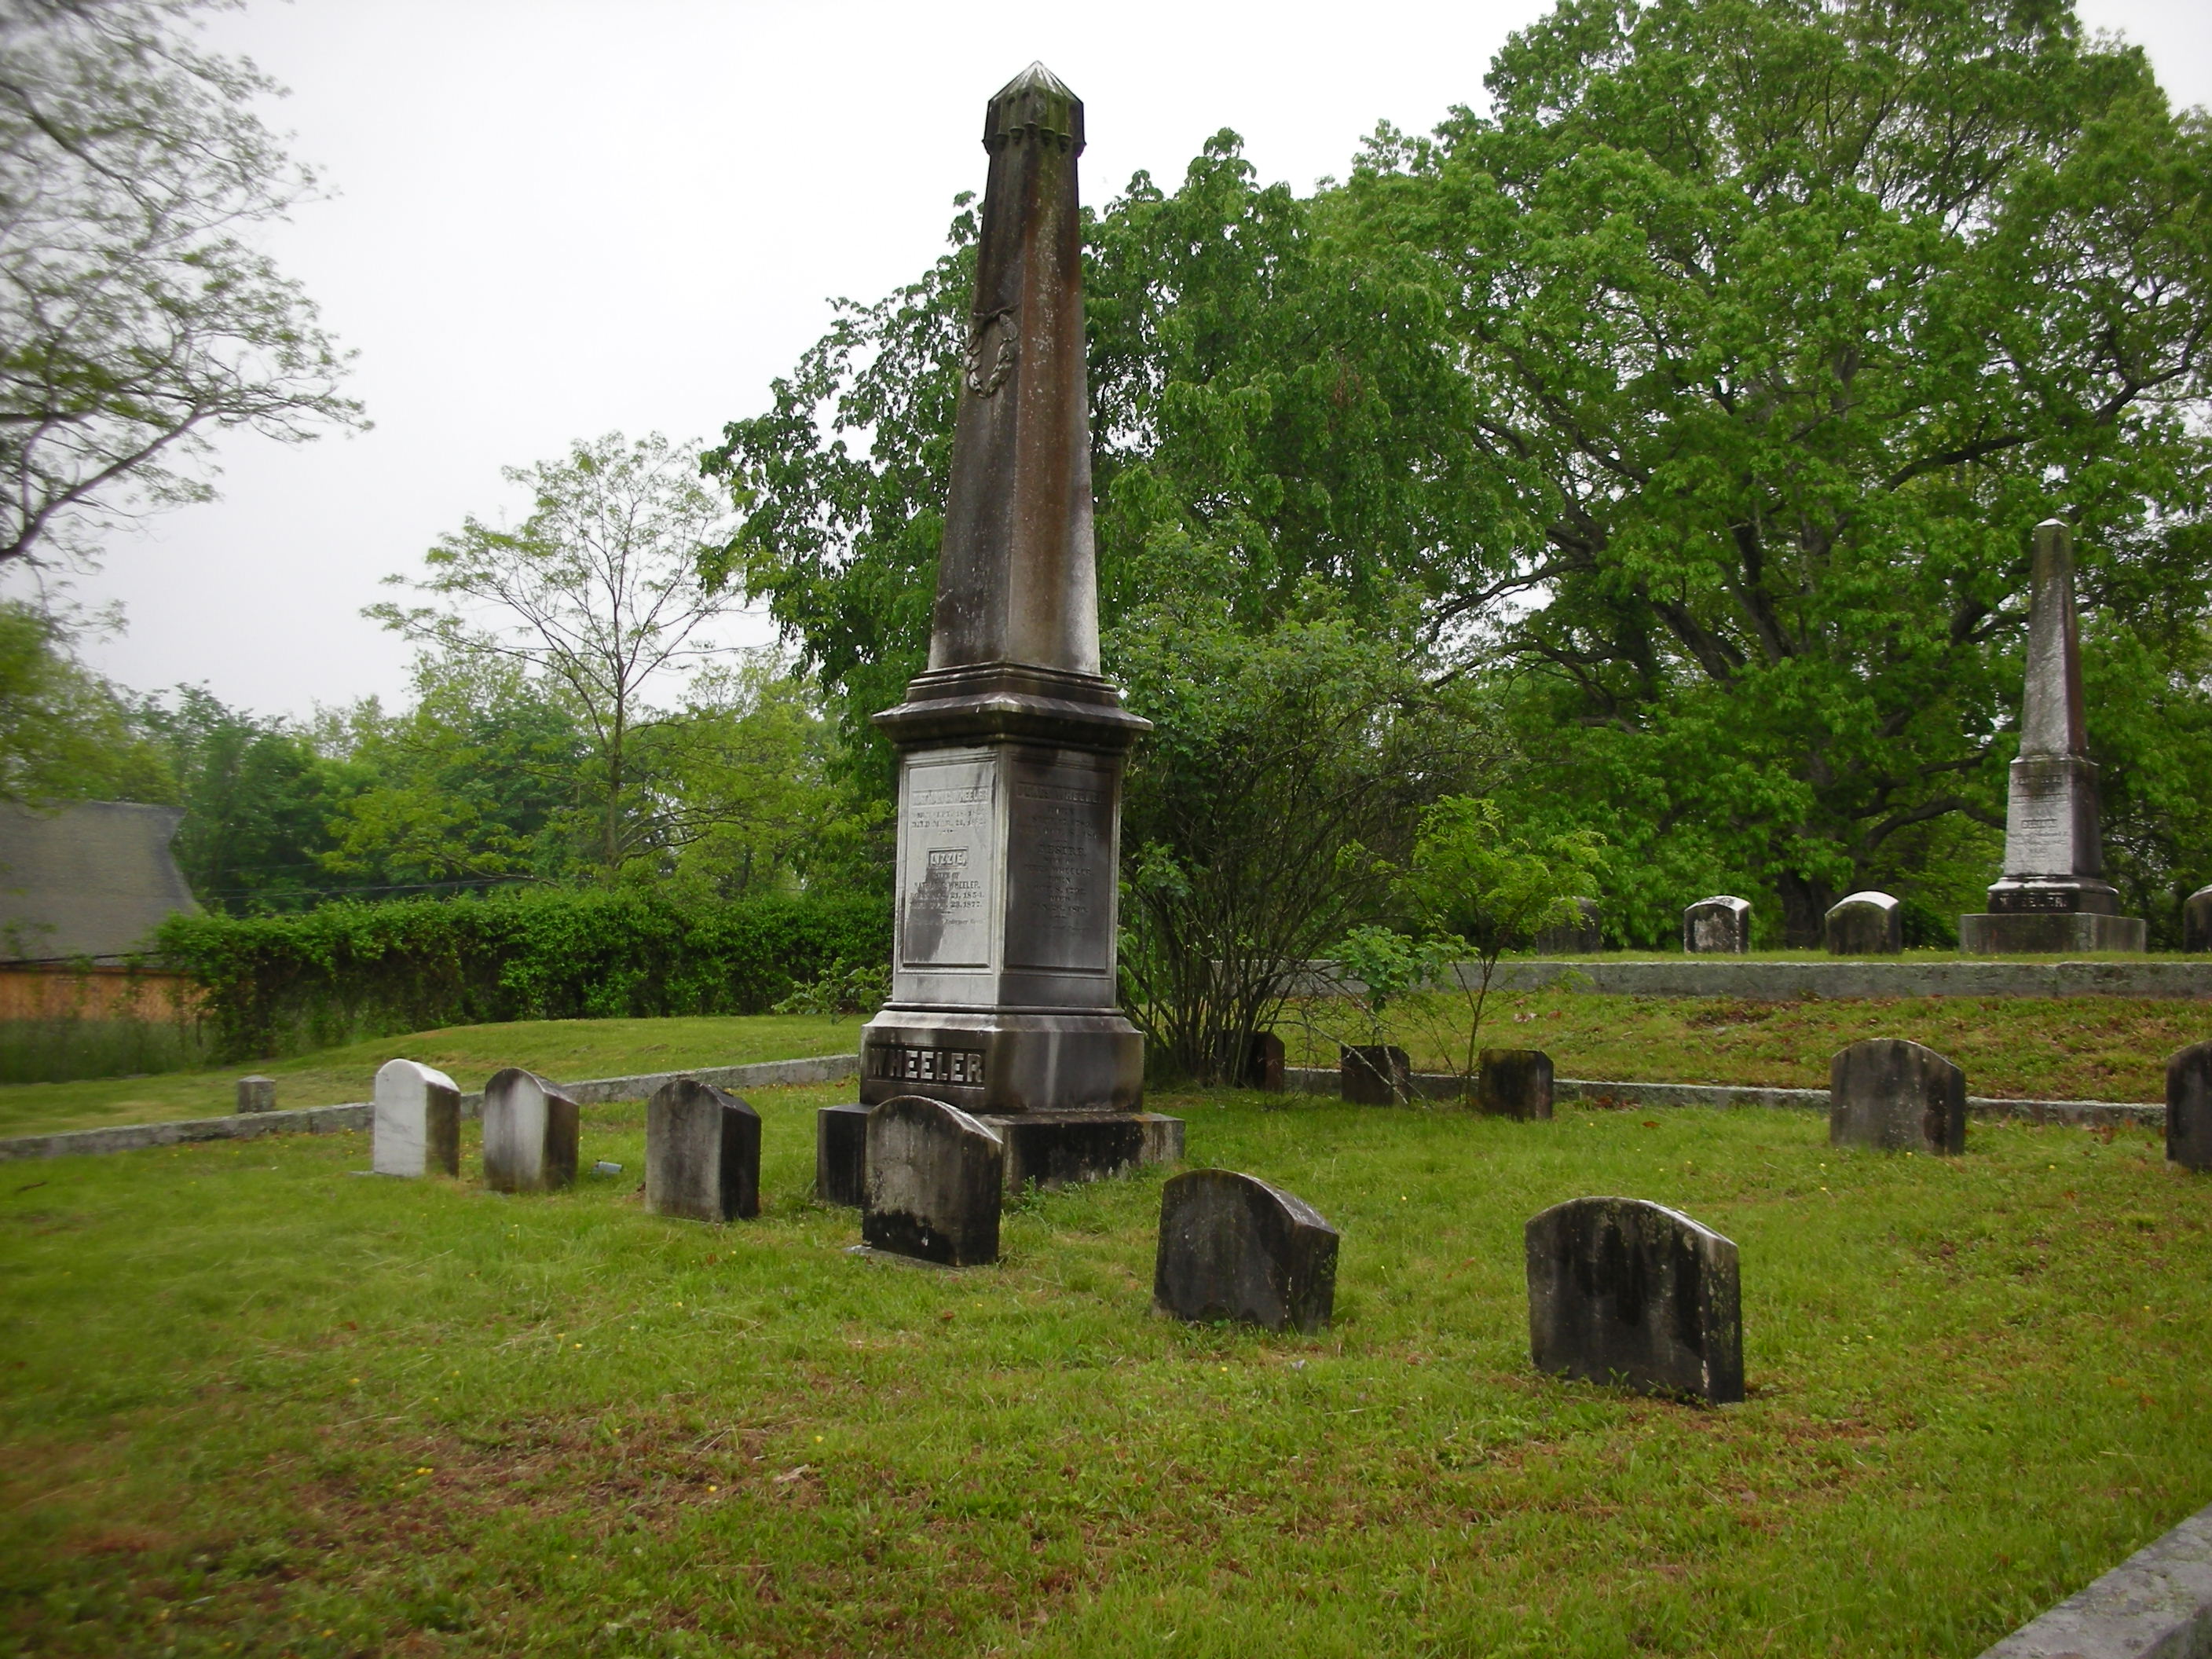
xmin=2 ymin=1086 xmax=2207 ymax=1656
xmin=0 ymin=1015 xmax=860 ymax=1140
xmin=1285 ymin=988 xmax=2212 ymax=1101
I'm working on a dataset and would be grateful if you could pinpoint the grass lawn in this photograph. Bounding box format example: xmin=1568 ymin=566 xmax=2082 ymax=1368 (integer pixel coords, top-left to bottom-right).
xmin=0 ymin=1016 xmax=862 ymax=1141
xmin=1281 ymin=989 xmax=2212 ymax=1102
xmin=2 ymin=1085 xmax=2207 ymax=1656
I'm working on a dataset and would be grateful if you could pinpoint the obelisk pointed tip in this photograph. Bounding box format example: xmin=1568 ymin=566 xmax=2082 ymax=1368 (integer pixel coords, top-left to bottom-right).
xmin=984 ymin=61 xmax=1083 ymax=153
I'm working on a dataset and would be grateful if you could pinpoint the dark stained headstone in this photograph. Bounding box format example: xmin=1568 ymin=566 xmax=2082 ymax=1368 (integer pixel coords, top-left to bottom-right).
xmin=646 ymin=1077 xmax=761 ymax=1222
xmin=2166 ymin=1042 xmax=2212 ymax=1171
xmin=1215 ymin=1030 xmax=1286 ymax=1090
xmin=372 ymin=1057 xmax=460 ymax=1177
xmin=235 ymin=1075 xmax=275 ymax=1115
xmin=1153 ymin=1168 xmax=1339 ymax=1334
xmin=1828 ymin=1038 xmax=1966 ymax=1154
xmin=2184 ymin=887 xmax=2212 ymax=954
xmin=815 ymin=1101 xmax=870 ymax=1206
xmin=1535 ymin=898 xmax=1603 ymax=955
xmin=1683 ymin=896 xmax=1751 ymax=954
xmin=862 ymin=1095 xmax=1004 ymax=1265
xmin=482 ymin=1067 xmax=580 ymax=1194
xmin=1478 ymin=1049 xmax=1555 ymax=1120
xmin=1525 ymin=1196 xmax=1743 ymax=1404
xmin=1960 ymin=521 xmax=2145 ymax=952
xmin=1824 ymin=891 xmax=1903 ymax=955
xmin=1341 ymin=1043 xmax=1412 ymax=1105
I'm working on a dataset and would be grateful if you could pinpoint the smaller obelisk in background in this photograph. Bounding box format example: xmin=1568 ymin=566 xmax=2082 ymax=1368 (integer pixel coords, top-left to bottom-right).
xmin=1960 ymin=520 xmax=2145 ymax=953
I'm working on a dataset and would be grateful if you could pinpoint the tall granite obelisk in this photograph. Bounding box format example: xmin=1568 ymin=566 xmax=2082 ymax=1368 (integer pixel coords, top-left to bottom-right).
xmin=815 ymin=64 xmax=1181 ymax=1202
xmin=1959 ymin=520 xmax=2146 ymax=953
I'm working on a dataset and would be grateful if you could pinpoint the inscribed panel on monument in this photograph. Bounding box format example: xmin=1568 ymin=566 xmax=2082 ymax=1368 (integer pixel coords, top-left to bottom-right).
xmin=899 ymin=752 xmax=996 ymax=969
xmin=1003 ymin=750 xmax=1115 ymax=974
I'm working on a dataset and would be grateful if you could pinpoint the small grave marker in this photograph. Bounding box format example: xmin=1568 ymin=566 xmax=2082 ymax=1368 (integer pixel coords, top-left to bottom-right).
xmin=2166 ymin=1041 xmax=2212 ymax=1172
xmin=1829 ymin=1038 xmax=1966 ymax=1154
xmin=862 ymin=1095 xmax=1003 ymax=1266
xmin=1478 ymin=1049 xmax=1554 ymax=1120
xmin=1154 ymin=1169 xmax=1339 ymax=1333
xmin=1525 ymin=1196 xmax=1742 ymax=1404
xmin=1341 ymin=1043 xmax=1412 ymax=1105
xmin=1683 ymin=896 xmax=1752 ymax=954
xmin=236 ymin=1075 xmax=275 ymax=1115
xmin=646 ymin=1077 xmax=760 ymax=1222
xmin=1823 ymin=891 xmax=1903 ymax=955
xmin=482 ymin=1068 xmax=580 ymax=1193
xmin=372 ymin=1058 xmax=460 ymax=1177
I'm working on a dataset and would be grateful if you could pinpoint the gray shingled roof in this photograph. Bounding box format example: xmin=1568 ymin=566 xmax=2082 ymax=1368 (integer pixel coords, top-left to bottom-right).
xmin=0 ymin=801 xmax=198 ymax=962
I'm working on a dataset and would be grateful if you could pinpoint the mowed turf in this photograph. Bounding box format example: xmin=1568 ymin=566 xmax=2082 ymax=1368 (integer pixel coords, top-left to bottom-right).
xmin=1280 ymin=989 xmax=2212 ymax=1103
xmin=2 ymin=1085 xmax=2207 ymax=1657
xmin=0 ymin=1015 xmax=860 ymax=1140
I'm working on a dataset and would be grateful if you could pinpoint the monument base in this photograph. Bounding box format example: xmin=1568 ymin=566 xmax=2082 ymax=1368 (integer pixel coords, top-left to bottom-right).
xmin=1958 ymin=912 xmax=2148 ymax=954
xmin=816 ymin=1101 xmax=1182 ymax=1206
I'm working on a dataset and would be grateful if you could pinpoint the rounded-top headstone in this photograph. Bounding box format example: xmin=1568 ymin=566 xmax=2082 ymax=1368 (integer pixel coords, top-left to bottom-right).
xmin=1683 ymin=896 xmax=1752 ymax=954
xmin=1154 ymin=1168 xmax=1339 ymax=1334
xmin=646 ymin=1076 xmax=761 ymax=1222
xmin=2166 ymin=1041 xmax=2212 ymax=1171
xmin=1828 ymin=1038 xmax=1965 ymax=1154
xmin=1525 ymin=1196 xmax=1742 ymax=1404
xmin=2184 ymin=886 xmax=2212 ymax=954
xmin=372 ymin=1057 xmax=461 ymax=1177
xmin=482 ymin=1067 xmax=581 ymax=1193
xmin=862 ymin=1095 xmax=1005 ymax=1266
xmin=1823 ymin=890 xmax=1903 ymax=956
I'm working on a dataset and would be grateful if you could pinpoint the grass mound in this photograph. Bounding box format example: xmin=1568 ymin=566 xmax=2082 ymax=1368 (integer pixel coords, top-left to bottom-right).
xmin=2 ymin=1085 xmax=2206 ymax=1656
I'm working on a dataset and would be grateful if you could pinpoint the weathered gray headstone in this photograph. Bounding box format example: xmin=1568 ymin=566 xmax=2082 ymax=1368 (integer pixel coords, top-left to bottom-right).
xmin=1154 ymin=1168 xmax=1339 ymax=1334
xmin=2166 ymin=1041 xmax=2212 ymax=1172
xmin=646 ymin=1077 xmax=760 ymax=1222
xmin=822 ymin=65 xmax=1180 ymax=1197
xmin=1525 ymin=1196 xmax=1743 ymax=1404
xmin=1535 ymin=898 xmax=1603 ymax=954
xmin=1341 ymin=1043 xmax=1412 ymax=1105
xmin=862 ymin=1094 xmax=1004 ymax=1265
xmin=236 ymin=1075 xmax=275 ymax=1115
xmin=1683 ymin=896 xmax=1751 ymax=954
xmin=482 ymin=1067 xmax=580 ymax=1194
xmin=1828 ymin=1038 xmax=1966 ymax=1154
xmin=372 ymin=1057 xmax=460 ymax=1177
xmin=2184 ymin=885 xmax=2212 ymax=954
xmin=1960 ymin=520 xmax=2146 ymax=953
xmin=1478 ymin=1048 xmax=1554 ymax=1120
xmin=1824 ymin=890 xmax=1903 ymax=955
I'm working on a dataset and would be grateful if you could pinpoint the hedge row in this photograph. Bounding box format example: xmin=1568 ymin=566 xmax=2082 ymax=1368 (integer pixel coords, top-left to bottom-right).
xmin=154 ymin=888 xmax=893 ymax=1062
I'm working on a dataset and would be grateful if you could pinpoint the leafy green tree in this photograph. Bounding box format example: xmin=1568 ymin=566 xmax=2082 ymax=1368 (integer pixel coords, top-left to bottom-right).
xmin=1342 ymin=0 xmax=2212 ymax=942
xmin=0 ymin=0 xmax=361 ymax=571
xmin=1115 ymin=591 xmax=1503 ymax=1083
xmin=0 ymin=600 xmax=171 ymax=803
xmin=371 ymin=433 xmax=737 ymax=877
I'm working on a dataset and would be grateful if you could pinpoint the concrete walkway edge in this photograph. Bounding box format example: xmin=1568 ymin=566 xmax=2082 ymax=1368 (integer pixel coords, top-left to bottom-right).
xmin=1976 ymin=1500 xmax=2212 ymax=1657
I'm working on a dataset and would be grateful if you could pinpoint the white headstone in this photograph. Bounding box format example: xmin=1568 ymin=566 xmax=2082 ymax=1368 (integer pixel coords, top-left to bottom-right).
xmin=372 ymin=1058 xmax=462 ymax=1177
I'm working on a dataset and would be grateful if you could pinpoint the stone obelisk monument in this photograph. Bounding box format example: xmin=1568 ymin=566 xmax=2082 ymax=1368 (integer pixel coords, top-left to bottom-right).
xmin=815 ymin=64 xmax=1181 ymax=1202
xmin=1960 ymin=520 xmax=2145 ymax=953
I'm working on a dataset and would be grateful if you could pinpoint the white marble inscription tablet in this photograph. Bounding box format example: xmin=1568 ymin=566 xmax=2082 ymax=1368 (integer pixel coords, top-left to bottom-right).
xmin=899 ymin=753 xmax=995 ymax=968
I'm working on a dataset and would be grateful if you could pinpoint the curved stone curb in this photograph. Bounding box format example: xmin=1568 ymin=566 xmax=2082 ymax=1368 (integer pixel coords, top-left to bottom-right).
xmin=0 ymin=1054 xmax=862 ymax=1163
xmin=1977 ymin=1500 xmax=2212 ymax=1657
xmin=1288 ymin=958 xmax=2212 ymax=1002
xmin=1281 ymin=1068 xmax=2163 ymax=1129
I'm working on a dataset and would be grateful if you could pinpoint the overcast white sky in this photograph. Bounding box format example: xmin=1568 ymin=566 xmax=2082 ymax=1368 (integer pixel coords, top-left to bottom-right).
xmin=53 ymin=0 xmax=2212 ymax=720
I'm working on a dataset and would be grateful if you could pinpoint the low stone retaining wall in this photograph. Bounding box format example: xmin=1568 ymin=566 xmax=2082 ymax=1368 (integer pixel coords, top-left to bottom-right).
xmin=1976 ymin=1500 xmax=2212 ymax=1657
xmin=1290 ymin=958 xmax=2212 ymax=1002
xmin=1282 ymin=1066 xmax=2164 ymax=1129
xmin=0 ymin=1053 xmax=862 ymax=1163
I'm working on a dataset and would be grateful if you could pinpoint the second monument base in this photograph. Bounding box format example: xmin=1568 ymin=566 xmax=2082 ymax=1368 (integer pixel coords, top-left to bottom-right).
xmin=1958 ymin=912 xmax=2148 ymax=954
xmin=816 ymin=1102 xmax=1182 ymax=1206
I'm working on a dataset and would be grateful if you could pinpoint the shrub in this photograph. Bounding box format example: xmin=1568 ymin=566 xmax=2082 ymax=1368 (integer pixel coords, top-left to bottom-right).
xmin=155 ymin=888 xmax=892 ymax=1062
